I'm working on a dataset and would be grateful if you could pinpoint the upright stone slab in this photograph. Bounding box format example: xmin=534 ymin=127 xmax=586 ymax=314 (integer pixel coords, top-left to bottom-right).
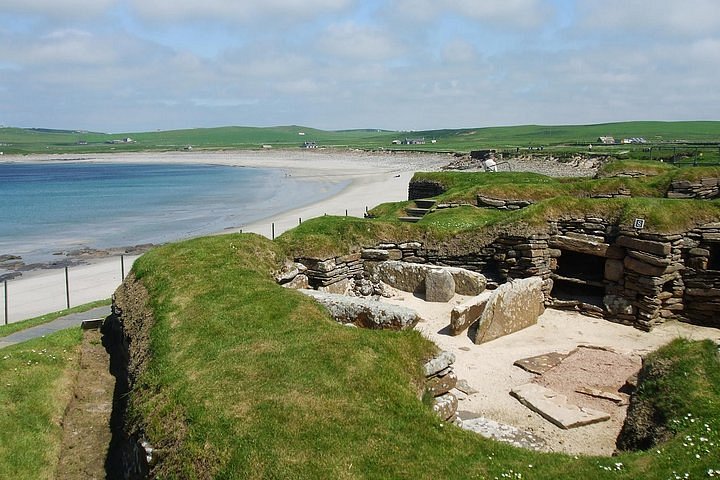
xmin=450 ymin=292 xmax=492 ymax=336
xmin=472 ymin=277 xmax=545 ymax=344
xmin=425 ymin=269 xmax=455 ymax=302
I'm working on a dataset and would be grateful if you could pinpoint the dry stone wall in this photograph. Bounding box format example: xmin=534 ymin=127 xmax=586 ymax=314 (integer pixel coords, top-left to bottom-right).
xmin=283 ymin=216 xmax=720 ymax=331
xmin=408 ymin=180 xmax=446 ymax=200
xmin=668 ymin=178 xmax=720 ymax=199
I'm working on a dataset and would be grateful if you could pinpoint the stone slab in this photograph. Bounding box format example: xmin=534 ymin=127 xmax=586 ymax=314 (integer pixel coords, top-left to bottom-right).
xmin=513 ymin=350 xmax=574 ymax=375
xmin=458 ymin=415 xmax=547 ymax=451
xmin=449 ymin=291 xmax=492 ymax=335
xmin=616 ymin=236 xmax=671 ymax=256
xmin=549 ymin=235 xmax=609 ymax=257
xmin=301 ymin=290 xmax=419 ymax=330
xmin=510 ymin=383 xmax=611 ymax=429
xmin=575 ymin=386 xmax=625 ymax=404
xmin=473 ymin=277 xmax=545 ymax=345
xmin=423 ymin=351 xmax=456 ymax=377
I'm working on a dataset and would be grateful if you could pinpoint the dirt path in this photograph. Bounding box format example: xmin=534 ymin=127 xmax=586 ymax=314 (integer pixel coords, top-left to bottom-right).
xmin=55 ymin=328 xmax=115 ymax=479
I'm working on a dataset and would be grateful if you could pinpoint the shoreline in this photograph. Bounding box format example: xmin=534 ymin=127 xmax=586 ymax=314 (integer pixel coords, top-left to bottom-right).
xmin=1 ymin=149 xmax=451 ymax=279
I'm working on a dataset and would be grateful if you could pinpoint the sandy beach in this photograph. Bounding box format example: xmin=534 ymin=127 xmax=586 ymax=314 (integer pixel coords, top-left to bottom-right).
xmin=1 ymin=149 xmax=450 ymax=323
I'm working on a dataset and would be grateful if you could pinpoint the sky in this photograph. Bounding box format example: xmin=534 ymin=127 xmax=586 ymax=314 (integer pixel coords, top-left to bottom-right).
xmin=1 ymin=0 xmax=719 ymax=132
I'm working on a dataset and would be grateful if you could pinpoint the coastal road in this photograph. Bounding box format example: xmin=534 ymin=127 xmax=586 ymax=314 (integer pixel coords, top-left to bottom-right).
xmin=1 ymin=255 xmax=140 ymax=324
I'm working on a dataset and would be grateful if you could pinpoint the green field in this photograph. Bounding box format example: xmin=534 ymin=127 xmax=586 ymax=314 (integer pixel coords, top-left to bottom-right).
xmin=1 ymin=121 xmax=719 ymax=160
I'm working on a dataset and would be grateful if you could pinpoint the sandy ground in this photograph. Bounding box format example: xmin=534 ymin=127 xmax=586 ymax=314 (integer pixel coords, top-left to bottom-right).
xmin=385 ymin=289 xmax=720 ymax=456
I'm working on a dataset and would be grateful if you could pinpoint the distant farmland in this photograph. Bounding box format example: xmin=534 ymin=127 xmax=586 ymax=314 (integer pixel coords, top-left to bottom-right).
xmin=1 ymin=121 xmax=718 ymax=162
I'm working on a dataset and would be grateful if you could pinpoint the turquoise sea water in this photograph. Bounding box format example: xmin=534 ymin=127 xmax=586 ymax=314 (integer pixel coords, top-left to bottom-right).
xmin=0 ymin=161 xmax=346 ymax=264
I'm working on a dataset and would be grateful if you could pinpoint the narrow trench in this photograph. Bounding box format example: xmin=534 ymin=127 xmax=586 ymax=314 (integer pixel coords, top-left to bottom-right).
xmin=102 ymin=315 xmax=133 ymax=480
xmin=54 ymin=317 xmax=140 ymax=480
xmin=55 ymin=325 xmax=115 ymax=479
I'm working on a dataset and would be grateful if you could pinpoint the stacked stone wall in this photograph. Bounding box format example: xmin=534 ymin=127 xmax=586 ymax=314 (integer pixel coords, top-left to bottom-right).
xmin=668 ymin=177 xmax=720 ymax=199
xmin=681 ymin=223 xmax=720 ymax=327
xmin=408 ymin=180 xmax=446 ymax=200
xmin=289 ymin=218 xmax=720 ymax=331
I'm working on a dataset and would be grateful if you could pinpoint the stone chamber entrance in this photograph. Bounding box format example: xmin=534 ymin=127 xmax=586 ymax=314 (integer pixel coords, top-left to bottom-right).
xmin=551 ymin=249 xmax=606 ymax=308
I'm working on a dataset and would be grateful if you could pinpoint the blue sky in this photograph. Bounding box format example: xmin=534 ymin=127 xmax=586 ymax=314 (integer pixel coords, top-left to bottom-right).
xmin=1 ymin=0 xmax=718 ymax=132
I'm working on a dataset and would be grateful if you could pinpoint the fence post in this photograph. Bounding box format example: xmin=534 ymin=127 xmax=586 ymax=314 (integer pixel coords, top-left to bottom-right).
xmin=121 ymin=254 xmax=125 ymax=280
xmin=65 ymin=267 xmax=70 ymax=309
xmin=272 ymin=223 xmax=275 ymax=240
xmin=299 ymin=217 xmax=302 ymax=225
xmin=345 ymin=209 xmax=348 ymax=217
xmin=4 ymin=280 xmax=7 ymax=325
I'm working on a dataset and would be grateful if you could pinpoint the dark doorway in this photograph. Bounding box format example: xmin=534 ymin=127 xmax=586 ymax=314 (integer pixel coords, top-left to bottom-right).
xmin=551 ymin=249 xmax=606 ymax=307
xmin=555 ymin=250 xmax=605 ymax=282
xmin=708 ymin=243 xmax=720 ymax=271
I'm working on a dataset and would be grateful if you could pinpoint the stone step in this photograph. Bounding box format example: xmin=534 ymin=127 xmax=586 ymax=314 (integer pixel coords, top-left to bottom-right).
xmin=405 ymin=207 xmax=431 ymax=217
xmin=415 ymin=198 xmax=437 ymax=209
xmin=398 ymin=216 xmax=422 ymax=223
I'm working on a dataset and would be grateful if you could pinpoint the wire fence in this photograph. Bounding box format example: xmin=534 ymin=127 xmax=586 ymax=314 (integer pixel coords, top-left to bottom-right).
xmin=1 ymin=255 xmax=140 ymax=325
xmin=1 ymin=204 xmax=374 ymax=325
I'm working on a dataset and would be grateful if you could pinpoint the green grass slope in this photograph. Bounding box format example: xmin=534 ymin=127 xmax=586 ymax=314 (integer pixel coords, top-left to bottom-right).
xmin=125 ymin=233 xmax=720 ymax=478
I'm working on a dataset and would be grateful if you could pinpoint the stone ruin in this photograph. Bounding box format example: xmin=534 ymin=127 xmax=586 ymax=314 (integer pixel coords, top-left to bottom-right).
xmin=274 ymin=220 xmax=720 ymax=429
xmin=276 ymin=218 xmax=720 ymax=334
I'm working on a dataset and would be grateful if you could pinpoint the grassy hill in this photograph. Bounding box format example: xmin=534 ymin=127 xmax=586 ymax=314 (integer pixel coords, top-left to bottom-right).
xmin=1 ymin=121 xmax=718 ymax=156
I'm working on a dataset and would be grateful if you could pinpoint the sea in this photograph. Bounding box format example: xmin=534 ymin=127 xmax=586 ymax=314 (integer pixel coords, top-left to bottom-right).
xmin=0 ymin=161 xmax=347 ymax=266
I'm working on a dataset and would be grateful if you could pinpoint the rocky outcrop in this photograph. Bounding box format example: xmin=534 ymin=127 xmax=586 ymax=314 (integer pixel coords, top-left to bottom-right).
xmin=300 ymin=290 xmax=419 ymax=330
xmin=472 ymin=277 xmax=545 ymax=344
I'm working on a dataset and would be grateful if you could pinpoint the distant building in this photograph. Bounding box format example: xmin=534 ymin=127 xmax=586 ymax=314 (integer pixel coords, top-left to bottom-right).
xmin=303 ymin=141 xmax=318 ymax=149
xmin=622 ymin=137 xmax=647 ymax=144
xmin=402 ymin=137 xmax=426 ymax=145
xmin=598 ymin=136 xmax=616 ymax=144
xmin=391 ymin=139 xmax=402 ymax=144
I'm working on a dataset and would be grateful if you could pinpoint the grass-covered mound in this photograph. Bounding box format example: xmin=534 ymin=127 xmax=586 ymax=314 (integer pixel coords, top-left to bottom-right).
xmin=123 ymin=232 xmax=720 ymax=478
xmin=410 ymin=161 xmax=720 ymax=205
xmin=618 ymin=338 xmax=720 ymax=451
xmin=0 ymin=329 xmax=82 ymax=479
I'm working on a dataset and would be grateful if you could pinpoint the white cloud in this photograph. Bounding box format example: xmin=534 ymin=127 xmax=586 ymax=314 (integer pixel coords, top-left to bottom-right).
xmin=390 ymin=0 xmax=551 ymax=27
xmin=440 ymin=39 xmax=479 ymax=64
xmin=579 ymin=0 xmax=720 ymax=36
xmin=2 ymin=0 xmax=117 ymax=18
xmin=0 ymin=29 xmax=115 ymax=66
xmin=317 ymin=22 xmax=402 ymax=60
xmin=129 ymin=0 xmax=354 ymax=22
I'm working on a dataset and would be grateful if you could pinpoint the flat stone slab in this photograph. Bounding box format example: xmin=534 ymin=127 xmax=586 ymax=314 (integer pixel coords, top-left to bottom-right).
xmin=301 ymin=290 xmax=419 ymax=330
xmin=513 ymin=350 xmax=574 ymax=375
xmin=458 ymin=414 xmax=547 ymax=451
xmin=510 ymin=383 xmax=611 ymax=429
xmin=575 ymin=386 xmax=625 ymax=404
